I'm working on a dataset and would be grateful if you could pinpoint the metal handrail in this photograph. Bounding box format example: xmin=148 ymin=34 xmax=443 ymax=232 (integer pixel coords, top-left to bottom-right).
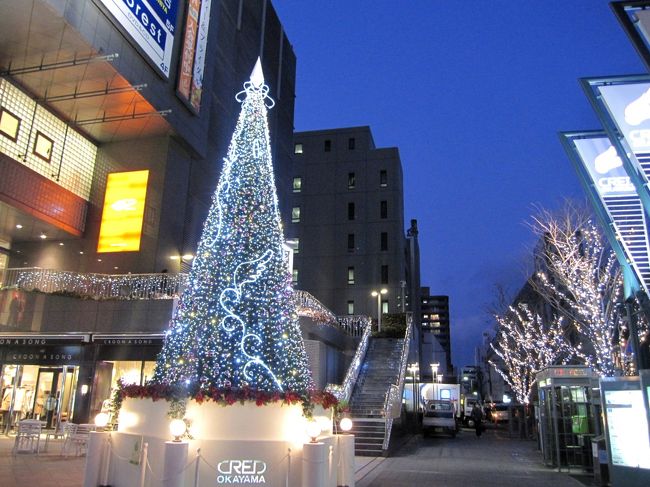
xmin=0 ymin=267 xmax=365 ymax=336
xmin=382 ymin=313 xmax=412 ymax=450
xmin=326 ymin=317 xmax=373 ymax=402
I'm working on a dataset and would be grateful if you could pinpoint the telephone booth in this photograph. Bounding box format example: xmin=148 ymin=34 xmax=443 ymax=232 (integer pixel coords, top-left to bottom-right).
xmin=536 ymin=365 xmax=601 ymax=472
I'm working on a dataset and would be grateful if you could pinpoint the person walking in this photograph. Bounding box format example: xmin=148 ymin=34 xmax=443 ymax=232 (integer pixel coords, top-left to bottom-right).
xmin=471 ymin=402 xmax=483 ymax=438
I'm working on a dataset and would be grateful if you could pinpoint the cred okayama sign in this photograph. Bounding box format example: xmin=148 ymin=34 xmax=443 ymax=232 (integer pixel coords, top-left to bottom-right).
xmin=216 ymin=459 xmax=267 ymax=484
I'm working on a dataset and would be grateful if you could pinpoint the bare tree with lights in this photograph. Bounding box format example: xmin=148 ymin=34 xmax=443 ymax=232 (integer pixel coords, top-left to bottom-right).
xmin=528 ymin=202 xmax=624 ymax=376
xmin=489 ymin=303 xmax=583 ymax=404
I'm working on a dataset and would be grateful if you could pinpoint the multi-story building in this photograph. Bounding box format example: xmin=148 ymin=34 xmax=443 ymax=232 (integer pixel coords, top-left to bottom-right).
xmin=420 ymin=291 xmax=452 ymax=375
xmin=288 ymin=126 xmax=407 ymax=318
xmin=0 ymin=0 xmax=309 ymax=426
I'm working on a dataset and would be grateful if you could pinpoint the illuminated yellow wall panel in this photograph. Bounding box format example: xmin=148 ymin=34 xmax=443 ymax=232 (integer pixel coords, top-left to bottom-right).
xmin=97 ymin=170 xmax=149 ymax=253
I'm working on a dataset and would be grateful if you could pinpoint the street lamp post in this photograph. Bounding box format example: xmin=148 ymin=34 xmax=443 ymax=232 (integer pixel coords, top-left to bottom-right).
xmin=370 ymin=288 xmax=388 ymax=332
xmin=430 ymin=362 xmax=439 ymax=399
xmin=408 ymin=362 xmax=419 ymax=432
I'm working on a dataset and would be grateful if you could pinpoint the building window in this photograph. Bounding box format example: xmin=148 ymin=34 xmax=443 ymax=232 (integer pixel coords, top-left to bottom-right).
xmin=347 ymin=266 xmax=355 ymax=285
xmin=294 ymin=238 xmax=300 ymax=254
xmin=380 ymin=200 xmax=387 ymax=219
xmin=347 ymin=233 xmax=355 ymax=251
xmin=380 ymin=170 xmax=387 ymax=187
xmin=381 ymin=265 xmax=388 ymax=284
xmin=348 ymin=137 xmax=355 ymax=150
xmin=33 ymin=131 xmax=53 ymax=162
xmin=348 ymin=202 xmax=355 ymax=220
xmin=292 ymin=177 xmax=302 ymax=192
xmin=380 ymin=232 xmax=388 ymax=251
xmin=292 ymin=207 xmax=301 ymax=223
xmin=324 ymin=139 xmax=331 ymax=152
xmin=347 ymin=300 xmax=354 ymax=315
xmin=382 ymin=300 xmax=389 ymax=314
xmin=294 ymin=143 xmax=303 ymax=154
xmin=0 ymin=108 xmax=20 ymax=142
xmin=348 ymin=172 xmax=355 ymax=189
xmin=292 ymin=268 xmax=299 ymax=285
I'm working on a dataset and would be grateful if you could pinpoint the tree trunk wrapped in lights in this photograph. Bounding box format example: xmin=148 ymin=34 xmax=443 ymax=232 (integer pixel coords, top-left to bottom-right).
xmin=152 ymin=60 xmax=314 ymax=393
xmin=489 ymin=303 xmax=585 ymax=404
xmin=528 ymin=203 xmax=624 ymax=376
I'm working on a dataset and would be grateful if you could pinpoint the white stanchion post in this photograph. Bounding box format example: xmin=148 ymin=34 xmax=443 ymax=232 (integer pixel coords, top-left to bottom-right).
xmin=302 ymin=442 xmax=327 ymax=487
xmin=193 ymin=448 xmax=201 ymax=487
xmin=337 ymin=435 xmax=355 ymax=487
xmin=83 ymin=431 xmax=108 ymax=487
xmin=139 ymin=442 xmax=148 ymax=487
xmin=286 ymin=448 xmax=291 ymax=487
xmin=100 ymin=434 xmax=112 ymax=487
xmin=163 ymin=441 xmax=188 ymax=487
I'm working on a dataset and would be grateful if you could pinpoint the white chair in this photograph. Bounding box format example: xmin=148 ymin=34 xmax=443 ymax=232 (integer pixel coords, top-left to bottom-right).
xmin=60 ymin=422 xmax=78 ymax=456
xmin=44 ymin=420 xmax=67 ymax=452
xmin=12 ymin=420 xmax=43 ymax=454
xmin=65 ymin=423 xmax=93 ymax=457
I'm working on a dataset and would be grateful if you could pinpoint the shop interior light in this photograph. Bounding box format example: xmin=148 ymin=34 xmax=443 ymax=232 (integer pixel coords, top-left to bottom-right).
xmin=81 ymin=384 xmax=89 ymax=395
xmin=181 ymin=254 xmax=194 ymax=261
xmin=40 ymin=234 xmax=47 ymax=239
xmin=169 ymin=418 xmax=187 ymax=442
xmin=15 ymin=224 xmax=22 ymax=229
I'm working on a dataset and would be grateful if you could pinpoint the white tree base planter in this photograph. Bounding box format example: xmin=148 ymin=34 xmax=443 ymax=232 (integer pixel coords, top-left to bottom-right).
xmin=83 ymin=397 xmax=353 ymax=487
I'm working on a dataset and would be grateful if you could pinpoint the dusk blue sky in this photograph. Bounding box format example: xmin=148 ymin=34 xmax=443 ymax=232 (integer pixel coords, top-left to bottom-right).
xmin=273 ymin=1 xmax=647 ymax=368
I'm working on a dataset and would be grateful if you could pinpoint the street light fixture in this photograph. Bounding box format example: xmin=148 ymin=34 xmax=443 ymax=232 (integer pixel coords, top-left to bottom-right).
xmin=408 ymin=362 xmax=420 ymax=432
xmin=371 ymin=288 xmax=388 ymax=332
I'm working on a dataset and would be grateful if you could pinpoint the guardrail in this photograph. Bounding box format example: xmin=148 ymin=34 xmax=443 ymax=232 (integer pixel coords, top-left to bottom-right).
xmin=0 ymin=267 xmax=366 ymax=337
xmin=382 ymin=312 xmax=412 ymax=451
xmin=0 ymin=267 xmax=184 ymax=299
xmin=326 ymin=317 xmax=373 ymax=402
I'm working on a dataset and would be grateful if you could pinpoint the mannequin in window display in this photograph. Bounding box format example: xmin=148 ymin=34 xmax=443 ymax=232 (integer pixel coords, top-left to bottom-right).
xmin=1 ymin=385 xmax=12 ymax=426
xmin=44 ymin=392 xmax=57 ymax=428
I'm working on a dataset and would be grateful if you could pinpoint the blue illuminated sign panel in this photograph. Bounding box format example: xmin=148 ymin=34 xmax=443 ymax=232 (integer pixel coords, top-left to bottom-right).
xmin=569 ymin=134 xmax=650 ymax=293
xmin=98 ymin=0 xmax=178 ymax=77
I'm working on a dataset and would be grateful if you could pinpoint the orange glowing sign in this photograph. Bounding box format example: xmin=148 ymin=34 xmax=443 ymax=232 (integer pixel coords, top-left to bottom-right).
xmin=97 ymin=170 xmax=149 ymax=253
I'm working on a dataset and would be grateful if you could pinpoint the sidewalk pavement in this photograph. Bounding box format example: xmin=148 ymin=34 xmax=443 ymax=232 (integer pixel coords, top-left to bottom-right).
xmin=0 ymin=434 xmax=383 ymax=487
xmin=0 ymin=428 xmax=595 ymax=487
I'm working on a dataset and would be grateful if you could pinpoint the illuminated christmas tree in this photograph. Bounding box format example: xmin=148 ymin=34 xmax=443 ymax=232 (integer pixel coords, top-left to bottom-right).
xmin=152 ymin=60 xmax=313 ymax=393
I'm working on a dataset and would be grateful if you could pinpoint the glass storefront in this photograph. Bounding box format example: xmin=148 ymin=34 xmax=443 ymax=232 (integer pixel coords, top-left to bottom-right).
xmin=1 ymin=364 xmax=78 ymax=432
xmin=90 ymin=360 xmax=156 ymax=421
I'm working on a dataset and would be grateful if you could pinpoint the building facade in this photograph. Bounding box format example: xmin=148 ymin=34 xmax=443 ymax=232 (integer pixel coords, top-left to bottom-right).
xmin=288 ymin=126 xmax=407 ymax=318
xmin=420 ymin=291 xmax=452 ymax=375
xmin=0 ymin=0 xmax=301 ymax=427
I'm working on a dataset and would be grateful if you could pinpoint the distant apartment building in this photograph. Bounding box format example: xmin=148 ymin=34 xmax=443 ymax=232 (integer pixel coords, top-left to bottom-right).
xmin=421 ymin=291 xmax=452 ymax=375
xmin=289 ymin=126 xmax=407 ymax=318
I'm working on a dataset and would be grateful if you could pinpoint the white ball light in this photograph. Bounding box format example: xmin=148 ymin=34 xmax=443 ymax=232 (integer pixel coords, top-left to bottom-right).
xmin=306 ymin=421 xmax=322 ymax=443
xmin=169 ymin=419 xmax=187 ymax=441
xmin=94 ymin=412 xmax=109 ymax=428
xmin=339 ymin=417 xmax=353 ymax=432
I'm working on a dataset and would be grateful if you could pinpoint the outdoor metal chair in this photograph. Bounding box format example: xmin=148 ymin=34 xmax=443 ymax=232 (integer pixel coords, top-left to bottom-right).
xmin=12 ymin=419 xmax=43 ymax=454
xmin=64 ymin=423 xmax=94 ymax=457
xmin=60 ymin=422 xmax=79 ymax=456
xmin=44 ymin=420 xmax=67 ymax=452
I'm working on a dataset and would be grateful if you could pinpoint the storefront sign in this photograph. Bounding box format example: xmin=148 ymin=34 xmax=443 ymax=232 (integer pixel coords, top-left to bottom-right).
xmin=0 ymin=336 xmax=87 ymax=346
xmin=2 ymin=345 xmax=83 ymax=365
xmin=95 ymin=338 xmax=160 ymax=345
xmin=97 ymin=0 xmax=178 ymax=77
xmin=217 ymin=459 xmax=268 ymax=484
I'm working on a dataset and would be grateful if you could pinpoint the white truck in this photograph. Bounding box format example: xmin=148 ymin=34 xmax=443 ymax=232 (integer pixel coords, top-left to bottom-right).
xmin=422 ymin=399 xmax=457 ymax=437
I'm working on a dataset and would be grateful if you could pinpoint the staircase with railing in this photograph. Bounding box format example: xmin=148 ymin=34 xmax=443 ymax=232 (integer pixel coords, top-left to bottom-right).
xmin=345 ymin=314 xmax=412 ymax=456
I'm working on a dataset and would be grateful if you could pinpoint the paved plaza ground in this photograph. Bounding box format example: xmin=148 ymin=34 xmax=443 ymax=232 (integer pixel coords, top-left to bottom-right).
xmin=0 ymin=425 xmax=596 ymax=487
